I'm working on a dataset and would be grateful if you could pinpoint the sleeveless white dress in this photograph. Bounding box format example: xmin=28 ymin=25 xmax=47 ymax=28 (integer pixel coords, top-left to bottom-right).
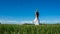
xmin=33 ymin=17 xmax=40 ymax=25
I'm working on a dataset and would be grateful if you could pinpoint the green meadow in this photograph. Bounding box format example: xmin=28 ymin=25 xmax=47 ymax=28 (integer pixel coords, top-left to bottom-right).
xmin=0 ymin=24 xmax=60 ymax=34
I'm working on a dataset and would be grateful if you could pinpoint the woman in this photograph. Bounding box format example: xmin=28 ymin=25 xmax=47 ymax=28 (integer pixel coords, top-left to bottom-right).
xmin=33 ymin=10 xmax=40 ymax=25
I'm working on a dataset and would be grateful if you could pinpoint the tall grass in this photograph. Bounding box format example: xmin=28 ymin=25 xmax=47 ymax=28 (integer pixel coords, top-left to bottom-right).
xmin=0 ymin=24 xmax=60 ymax=34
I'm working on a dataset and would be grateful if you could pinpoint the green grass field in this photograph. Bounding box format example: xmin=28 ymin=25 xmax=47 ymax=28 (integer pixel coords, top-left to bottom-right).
xmin=0 ymin=24 xmax=60 ymax=34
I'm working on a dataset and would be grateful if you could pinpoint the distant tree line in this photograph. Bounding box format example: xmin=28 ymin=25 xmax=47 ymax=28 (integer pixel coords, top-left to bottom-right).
xmin=0 ymin=22 xmax=1 ymax=24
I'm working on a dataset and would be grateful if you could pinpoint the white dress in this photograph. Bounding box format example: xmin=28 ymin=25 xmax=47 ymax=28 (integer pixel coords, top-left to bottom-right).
xmin=33 ymin=17 xmax=40 ymax=25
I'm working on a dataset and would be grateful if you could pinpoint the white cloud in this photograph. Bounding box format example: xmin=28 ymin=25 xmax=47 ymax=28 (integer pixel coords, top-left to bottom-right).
xmin=20 ymin=21 xmax=32 ymax=24
xmin=0 ymin=20 xmax=60 ymax=24
xmin=0 ymin=20 xmax=20 ymax=24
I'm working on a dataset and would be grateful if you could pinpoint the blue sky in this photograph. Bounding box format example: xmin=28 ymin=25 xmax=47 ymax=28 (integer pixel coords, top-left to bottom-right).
xmin=0 ymin=0 xmax=60 ymax=24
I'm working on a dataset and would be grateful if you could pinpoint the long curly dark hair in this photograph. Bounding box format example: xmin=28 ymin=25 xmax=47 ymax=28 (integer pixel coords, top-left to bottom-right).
xmin=36 ymin=11 xmax=39 ymax=18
